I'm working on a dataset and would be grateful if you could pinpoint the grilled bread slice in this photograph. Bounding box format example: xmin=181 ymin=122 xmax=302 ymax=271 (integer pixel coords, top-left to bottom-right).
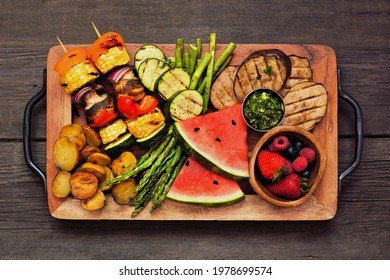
xmin=210 ymin=65 xmax=238 ymax=110
xmin=282 ymin=81 xmax=328 ymax=131
xmin=279 ymin=55 xmax=313 ymax=97
xmin=233 ymin=49 xmax=291 ymax=102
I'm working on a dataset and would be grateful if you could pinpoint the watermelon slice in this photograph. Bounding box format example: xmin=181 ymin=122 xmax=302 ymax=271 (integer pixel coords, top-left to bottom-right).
xmin=167 ymin=157 xmax=245 ymax=206
xmin=173 ymin=103 xmax=249 ymax=180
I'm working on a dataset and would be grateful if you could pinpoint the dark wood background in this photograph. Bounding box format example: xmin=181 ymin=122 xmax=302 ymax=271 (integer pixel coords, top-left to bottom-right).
xmin=0 ymin=0 xmax=388 ymax=259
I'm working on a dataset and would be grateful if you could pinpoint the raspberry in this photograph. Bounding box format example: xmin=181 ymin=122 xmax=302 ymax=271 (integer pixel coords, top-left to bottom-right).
xmin=272 ymin=136 xmax=289 ymax=151
xmin=299 ymin=148 xmax=316 ymax=163
xmin=286 ymin=160 xmax=294 ymax=174
xmin=293 ymin=157 xmax=308 ymax=172
xmin=267 ymin=143 xmax=279 ymax=153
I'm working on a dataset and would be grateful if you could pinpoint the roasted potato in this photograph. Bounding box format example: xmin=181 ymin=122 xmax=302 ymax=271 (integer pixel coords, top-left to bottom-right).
xmin=53 ymin=137 xmax=79 ymax=171
xmin=111 ymin=178 xmax=137 ymax=205
xmin=79 ymin=145 xmax=101 ymax=163
xmin=82 ymin=125 xmax=102 ymax=147
xmin=87 ymin=152 xmax=112 ymax=166
xmin=77 ymin=162 xmax=106 ymax=182
xmin=110 ymin=151 xmax=137 ymax=176
xmin=52 ymin=170 xmax=71 ymax=198
xmin=59 ymin=123 xmax=86 ymax=150
xmin=81 ymin=189 xmax=106 ymax=211
xmin=99 ymin=166 xmax=114 ymax=192
xmin=70 ymin=171 xmax=98 ymax=200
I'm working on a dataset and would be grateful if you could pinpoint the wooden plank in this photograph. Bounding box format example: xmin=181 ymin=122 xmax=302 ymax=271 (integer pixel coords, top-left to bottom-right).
xmin=46 ymin=43 xmax=338 ymax=220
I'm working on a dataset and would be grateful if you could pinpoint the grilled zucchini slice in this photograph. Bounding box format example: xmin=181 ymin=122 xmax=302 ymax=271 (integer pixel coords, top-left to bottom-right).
xmin=104 ymin=132 xmax=136 ymax=159
xmin=166 ymin=89 xmax=203 ymax=122
xmin=137 ymin=58 xmax=171 ymax=92
xmin=155 ymin=68 xmax=190 ymax=100
xmin=134 ymin=44 xmax=165 ymax=71
xmin=136 ymin=123 xmax=168 ymax=149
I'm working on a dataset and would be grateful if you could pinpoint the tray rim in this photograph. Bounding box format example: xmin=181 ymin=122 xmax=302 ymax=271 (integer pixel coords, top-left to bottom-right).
xmin=46 ymin=43 xmax=338 ymax=221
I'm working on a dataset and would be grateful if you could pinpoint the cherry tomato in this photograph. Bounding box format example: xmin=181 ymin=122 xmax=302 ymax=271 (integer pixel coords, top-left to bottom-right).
xmin=89 ymin=32 xmax=125 ymax=63
xmin=54 ymin=47 xmax=89 ymax=76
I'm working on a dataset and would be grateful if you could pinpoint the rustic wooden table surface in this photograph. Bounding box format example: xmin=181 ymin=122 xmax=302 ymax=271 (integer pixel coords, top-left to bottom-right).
xmin=1 ymin=0 xmax=389 ymax=260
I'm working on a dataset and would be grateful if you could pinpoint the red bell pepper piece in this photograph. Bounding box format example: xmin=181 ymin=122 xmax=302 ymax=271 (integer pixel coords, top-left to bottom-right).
xmin=88 ymin=111 xmax=119 ymax=127
xmin=117 ymin=95 xmax=158 ymax=119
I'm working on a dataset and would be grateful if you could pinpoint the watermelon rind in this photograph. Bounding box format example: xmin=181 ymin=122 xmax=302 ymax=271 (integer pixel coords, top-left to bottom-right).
xmin=173 ymin=124 xmax=249 ymax=181
xmin=167 ymin=188 xmax=245 ymax=207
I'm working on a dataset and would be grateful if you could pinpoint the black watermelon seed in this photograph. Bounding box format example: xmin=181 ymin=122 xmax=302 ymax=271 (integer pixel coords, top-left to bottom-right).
xmin=231 ymin=120 xmax=236 ymax=125
xmin=213 ymin=180 xmax=219 ymax=185
xmin=185 ymin=160 xmax=190 ymax=167
xmin=215 ymin=137 xmax=221 ymax=142
xmin=194 ymin=127 xmax=200 ymax=132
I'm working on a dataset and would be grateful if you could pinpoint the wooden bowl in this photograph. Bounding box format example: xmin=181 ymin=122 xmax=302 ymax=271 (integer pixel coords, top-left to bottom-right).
xmin=249 ymin=125 xmax=326 ymax=207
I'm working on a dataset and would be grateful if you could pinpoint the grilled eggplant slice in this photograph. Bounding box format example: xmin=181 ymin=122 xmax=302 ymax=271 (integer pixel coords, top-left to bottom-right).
xmin=233 ymin=49 xmax=291 ymax=102
xmin=279 ymin=55 xmax=313 ymax=97
xmin=210 ymin=65 xmax=238 ymax=110
xmin=282 ymin=81 xmax=328 ymax=130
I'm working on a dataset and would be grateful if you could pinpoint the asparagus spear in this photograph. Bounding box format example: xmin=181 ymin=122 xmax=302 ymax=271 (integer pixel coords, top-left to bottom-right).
xmin=197 ymin=42 xmax=236 ymax=93
xmin=175 ymin=38 xmax=184 ymax=68
xmin=189 ymin=52 xmax=211 ymax=90
xmin=132 ymin=144 xmax=181 ymax=216
xmin=136 ymin=135 xmax=177 ymax=192
xmin=202 ymin=32 xmax=216 ymax=114
xmin=187 ymin=43 xmax=198 ymax=76
xmin=151 ymin=153 xmax=187 ymax=212
xmin=196 ymin=38 xmax=202 ymax=60
xmin=106 ymin=134 xmax=173 ymax=185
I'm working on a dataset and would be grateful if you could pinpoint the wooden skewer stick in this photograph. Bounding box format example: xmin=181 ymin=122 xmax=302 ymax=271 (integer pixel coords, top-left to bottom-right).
xmin=56 ymin=36 xmax=67 ymax=53
xmin=91 ymin=21 xmax=101 ymax=37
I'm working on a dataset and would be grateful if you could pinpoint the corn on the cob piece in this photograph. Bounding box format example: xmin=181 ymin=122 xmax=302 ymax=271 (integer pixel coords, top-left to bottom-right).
xmin=126 ymin=108 xmax=165 ymax=139
xmin=99 ymin=118 xmax=127 ymax=144
xmin=59 ymin=61 xmax=100 ymax=94
xmin=94 ymin=47 xmax=130 ymax=74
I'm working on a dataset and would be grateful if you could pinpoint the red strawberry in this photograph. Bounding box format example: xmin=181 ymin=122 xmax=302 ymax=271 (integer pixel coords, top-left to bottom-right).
xmin=257 ymin=150 xmax=287 ymax=181
xmin=267 ymin=174 xmax=309 ymax=199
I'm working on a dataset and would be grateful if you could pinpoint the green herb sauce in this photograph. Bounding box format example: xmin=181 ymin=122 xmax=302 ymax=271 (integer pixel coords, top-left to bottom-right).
xmin=243 ymin=91 xmax=284 ymax=130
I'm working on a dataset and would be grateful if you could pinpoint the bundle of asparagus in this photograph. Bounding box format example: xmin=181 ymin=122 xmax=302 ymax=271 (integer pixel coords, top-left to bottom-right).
xmin=106 ymin=128 xmax=187 ymax=216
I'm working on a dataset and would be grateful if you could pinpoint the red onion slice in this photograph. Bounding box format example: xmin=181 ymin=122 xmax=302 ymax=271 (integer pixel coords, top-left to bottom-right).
xmin=72 ymin=86 xmax=94 ymax=104
xmin=107 ymin=66 xmax=131 ymax=83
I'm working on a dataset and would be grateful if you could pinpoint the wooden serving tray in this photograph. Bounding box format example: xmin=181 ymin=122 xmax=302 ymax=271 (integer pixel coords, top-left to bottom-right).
xmin=46 ymin=43 xmax=337 ymax=220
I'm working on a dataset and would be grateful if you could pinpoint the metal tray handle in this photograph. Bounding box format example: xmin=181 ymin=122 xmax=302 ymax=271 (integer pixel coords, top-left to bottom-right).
xmin=23 ymin=69 xmax=47 ymax=195
xmin=338 ymin=68 xmax=363 ymax=195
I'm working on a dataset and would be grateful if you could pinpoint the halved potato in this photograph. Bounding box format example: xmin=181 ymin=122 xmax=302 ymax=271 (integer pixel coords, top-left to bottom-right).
xmin=77 ymin=162 xmax=106 ymax=182
xmin=81 ymin=189 xmax=106 ymax=211
xmin=82 ymin=125 xmax=102 ymax=147
xmin=59 ymin=124 xmax=86 ymax=150
xmin=53 ymin=137 xmax=79 ymax=171
xmin=79 ymin=146 xmax=101 ymax=163
xmin=70 ymin=171 xmax=98 ymax=200
xmin=52 ymin=170 xmax=71 ymax=198
xmin=87 ymin=152 xmax=112 ymax=166
xmin=111 ymin=178 xmax=138 ymax=205
xmin=110 ymin=151 xmax=137 ymax=176
xmin=99 ymin=166 xmax=114 ymax=192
